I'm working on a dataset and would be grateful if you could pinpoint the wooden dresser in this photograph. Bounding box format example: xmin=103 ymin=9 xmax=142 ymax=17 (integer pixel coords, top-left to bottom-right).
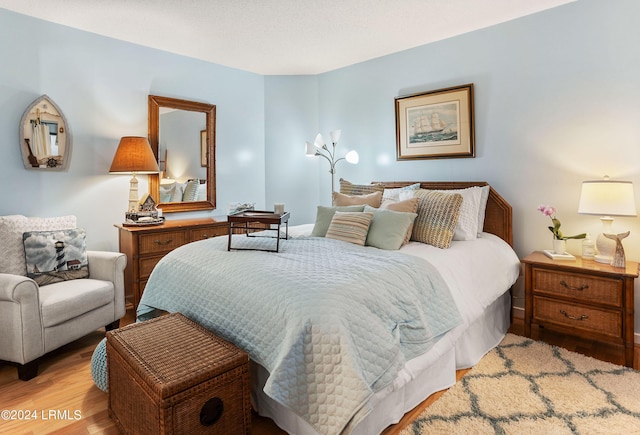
xmin=116 ymin=217 xmax=229 ymax=310
xmin=522 ymin=251 xmax=638 ymax=367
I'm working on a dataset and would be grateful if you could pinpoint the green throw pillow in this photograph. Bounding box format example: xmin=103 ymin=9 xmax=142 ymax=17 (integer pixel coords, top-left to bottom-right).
xmin=363 ymin=205 xmax=418 ymax=250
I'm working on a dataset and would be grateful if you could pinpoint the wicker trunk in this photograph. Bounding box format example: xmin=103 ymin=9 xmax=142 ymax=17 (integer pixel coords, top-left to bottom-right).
xmin=107 ymin=312 xmax=250 ymax=434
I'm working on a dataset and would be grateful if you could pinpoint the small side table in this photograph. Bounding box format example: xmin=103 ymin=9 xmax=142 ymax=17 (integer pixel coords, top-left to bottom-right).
xmin=522 ymin=251 xmax=638 ymax=367
xmin=227 ymin=211 xmax=289 ymax=252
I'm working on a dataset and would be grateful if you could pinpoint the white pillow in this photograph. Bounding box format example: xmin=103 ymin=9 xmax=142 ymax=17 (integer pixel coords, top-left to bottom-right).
xmin=170 ymin=182 xmax=186 ymax=202
xmin=197 ymin=182 xmax=207 ymax=201
xmin=0 ymin=215 xmax=77 ymax=276
xmin=433 ymin=187 xmax=483 ymax=241
xmin=382 ymin=183 xmax=420 ymax=202
xmin=476 ymin=185 xmax=490 ymax=236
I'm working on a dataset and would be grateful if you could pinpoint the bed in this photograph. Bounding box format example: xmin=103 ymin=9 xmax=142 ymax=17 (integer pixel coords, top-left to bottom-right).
xmin=136 ymin=181 xmax=520 ymax=435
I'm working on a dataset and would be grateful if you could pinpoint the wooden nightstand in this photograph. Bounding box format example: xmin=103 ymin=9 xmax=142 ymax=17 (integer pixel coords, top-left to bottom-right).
xmin=522 ymin=251 xmax=638 ymax=367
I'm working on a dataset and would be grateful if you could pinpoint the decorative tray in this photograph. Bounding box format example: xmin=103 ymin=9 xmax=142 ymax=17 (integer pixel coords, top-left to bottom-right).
xmin=122 ymin=217 xmax=166 ymax=227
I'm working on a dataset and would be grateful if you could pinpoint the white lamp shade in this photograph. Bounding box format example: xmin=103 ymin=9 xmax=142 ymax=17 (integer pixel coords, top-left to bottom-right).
xmin=329 ymin=129 xmax=341 ymax=144
xmin=345 ymin=150 xmax=359 ymax=164
xmin=578 ymin=180 xmax=637 ymax=216
xmin=314 ymin=133 xmax=325 ymax=148
xmin=305 ymin=141 xmax=318 ymax=156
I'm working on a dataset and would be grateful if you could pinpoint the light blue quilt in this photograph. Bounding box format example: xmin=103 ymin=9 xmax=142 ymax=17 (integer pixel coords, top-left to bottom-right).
xmin=138 ymin=235 xmax=461 ymax=434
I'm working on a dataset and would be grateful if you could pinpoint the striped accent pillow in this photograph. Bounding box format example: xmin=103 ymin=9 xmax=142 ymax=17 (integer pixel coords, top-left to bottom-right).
xmin=325 ymin=212 xmax=374 ymax=246
xmin=339 ymin=178 xmax=385 ymax=196
xmin=411 ymin=190 xmax=463 ymax=249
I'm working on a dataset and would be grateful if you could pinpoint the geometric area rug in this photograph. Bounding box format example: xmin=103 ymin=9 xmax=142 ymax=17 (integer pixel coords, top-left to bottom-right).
xmin=401 ymin=334 xmax=640 ymax=435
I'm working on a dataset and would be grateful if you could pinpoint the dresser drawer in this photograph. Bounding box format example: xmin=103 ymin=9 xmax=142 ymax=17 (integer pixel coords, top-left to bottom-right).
xmin=139 ymin=255 xmax=164 ymax=279
xmin=533 ymin=296 xmax=622 ymax=339
xmin=139 ymin=230 xmax=187 ymax=254
xmin=532 ymin=269 xmax=622 ymax=307
xmin=189 ymin=225 xmax=227 ymax=242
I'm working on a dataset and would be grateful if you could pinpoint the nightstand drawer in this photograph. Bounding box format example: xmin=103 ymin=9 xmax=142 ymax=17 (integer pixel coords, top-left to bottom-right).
xmin=532 ymin=269 xmax=622 ymax=307
xmin=533 ymin=296 xmax=622 ymax=339
xmin=139 ymin=231 xmax=187 ymax=254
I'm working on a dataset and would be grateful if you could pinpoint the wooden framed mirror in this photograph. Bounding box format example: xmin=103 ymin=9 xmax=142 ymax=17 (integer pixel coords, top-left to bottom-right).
xmin=148 ymin=95 xmax=216 ymax=213
xmin=19 ymin=95 xmax=72 ymax=170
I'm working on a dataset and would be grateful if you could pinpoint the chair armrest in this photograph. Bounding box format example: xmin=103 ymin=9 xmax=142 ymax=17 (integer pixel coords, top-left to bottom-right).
xmin=87 ymin=251 xmax=127 ymax=319
xmin=0 ymin=274 xmax=44 ymax=364
xmin=87 ymin=251 xmax=127 ymax=282
xmin=0 ymin=273 xmax=39 ymax=302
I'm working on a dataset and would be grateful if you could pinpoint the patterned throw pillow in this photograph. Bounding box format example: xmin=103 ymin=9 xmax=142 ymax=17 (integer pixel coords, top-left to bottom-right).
xmin=338 ymin=178 xmax=385 ymax=196
xmin=431 ymin=187 xmax=483 ymax=241
xmin=23 ymin=228 xmax=89 ymax=286
xmin=0 ymin=215 xmax=76 ymax=276
xmin=182 ymin=179 xmax=200 ymax=202
xmin=325 ymin=212 xmax=374 ymax=246
xmin=411 ymin=190 xmax=463 ymax=249
xmin=332 ymin=191 xmax=383 ymax=207
xmin=311 ymin=205 xmax=366 ymax=237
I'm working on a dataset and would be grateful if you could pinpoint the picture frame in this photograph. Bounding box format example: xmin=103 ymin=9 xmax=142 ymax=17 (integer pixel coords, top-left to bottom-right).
xmin=200 ymin=129 xmax=207 ymax=167
xmin=395 ymin=83 xmax=475 ymax=160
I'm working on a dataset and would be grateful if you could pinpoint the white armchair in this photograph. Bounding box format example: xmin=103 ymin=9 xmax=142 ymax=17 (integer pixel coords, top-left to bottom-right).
xmin=0 ymin=215 xmax=126 ymax=380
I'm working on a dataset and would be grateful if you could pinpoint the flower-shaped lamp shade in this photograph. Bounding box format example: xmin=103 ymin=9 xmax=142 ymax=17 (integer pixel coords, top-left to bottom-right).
xmin=578 ymin=178 xmax=636 ymax=265
xmin=345 ymin=150 xmax=359 ymax=164
xmin=109 ymin=136 xmax=160 ymax=213
xmin=305 ymin=141 xmax=319 ymax=157
xmin=329 ymin=129 xmax=341 ymax=144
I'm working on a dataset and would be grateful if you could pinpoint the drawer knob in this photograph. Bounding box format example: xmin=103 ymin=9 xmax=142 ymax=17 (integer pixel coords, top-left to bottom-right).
xmin=559 ymin=280 xmax=589 ymax=291
xmin=560 ymin=309 xmax=589 ymax=321
xmin=153 ymin=237 xmax=174 ymax=245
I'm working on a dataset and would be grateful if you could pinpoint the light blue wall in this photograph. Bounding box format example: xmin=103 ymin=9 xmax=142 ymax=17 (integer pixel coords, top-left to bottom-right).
xmin=0 ymin=9 xmax=265 ymax=252
xmin=264 ymin=0 xmax=640 ymax=327
xmin=3 ymin=1 xmax=640 ymax=330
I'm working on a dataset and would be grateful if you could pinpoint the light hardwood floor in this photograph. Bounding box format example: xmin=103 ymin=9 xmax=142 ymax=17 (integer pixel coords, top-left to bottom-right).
xmin=1 ymin=312 xmax=637 ymax=434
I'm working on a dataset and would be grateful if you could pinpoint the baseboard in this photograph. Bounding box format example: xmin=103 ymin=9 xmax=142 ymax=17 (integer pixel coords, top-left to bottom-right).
xmin=511 ymin=306 xmax=640 ymax=344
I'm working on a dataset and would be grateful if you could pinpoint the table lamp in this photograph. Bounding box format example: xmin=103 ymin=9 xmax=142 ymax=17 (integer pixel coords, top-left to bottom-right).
xmin=109 ymin=137 xmax=160 ymax=213
xmin=577 ymin=176 xmax=636 ymax=264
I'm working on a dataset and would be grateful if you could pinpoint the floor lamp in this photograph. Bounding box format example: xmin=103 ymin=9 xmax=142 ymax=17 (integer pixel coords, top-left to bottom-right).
xmin=305 ymin=129 xmax=359 ymax=201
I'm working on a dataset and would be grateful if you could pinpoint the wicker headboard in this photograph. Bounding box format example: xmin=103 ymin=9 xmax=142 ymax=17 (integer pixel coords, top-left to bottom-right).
xmin=373 ymin=181 xmax=513 ymax=247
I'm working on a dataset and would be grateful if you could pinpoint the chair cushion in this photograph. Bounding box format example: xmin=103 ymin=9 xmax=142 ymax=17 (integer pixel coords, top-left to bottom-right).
xmin=39 ymin=279 xmax=114 ymax=327
xmin=0 ymin=215 xmax=76 ymax=276
xmin=23 ymin=228 xmax=89 ymax=286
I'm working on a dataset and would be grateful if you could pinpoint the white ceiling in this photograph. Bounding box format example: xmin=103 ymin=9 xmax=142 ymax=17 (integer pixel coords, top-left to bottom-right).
xmin=0 ymin=0 xmax=575 ymax=75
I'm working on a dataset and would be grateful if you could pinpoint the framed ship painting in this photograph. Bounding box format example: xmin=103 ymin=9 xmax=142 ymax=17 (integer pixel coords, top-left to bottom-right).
xmin=395 ymin=83 xmax=474 ymax=160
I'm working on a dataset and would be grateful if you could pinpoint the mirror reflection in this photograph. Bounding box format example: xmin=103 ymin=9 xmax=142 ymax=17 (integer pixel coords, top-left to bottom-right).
xmin=19 ymin=95 xmax=71 ymax=170
xmin=148 ymin=95 xmax=216 ymax=213
xmin=158 ymin=108 xmax=207 ymax=203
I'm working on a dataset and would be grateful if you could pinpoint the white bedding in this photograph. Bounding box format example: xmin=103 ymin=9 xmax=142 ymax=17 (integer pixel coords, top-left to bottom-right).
xmin=253 ymin=226 xmax=520 ymax=434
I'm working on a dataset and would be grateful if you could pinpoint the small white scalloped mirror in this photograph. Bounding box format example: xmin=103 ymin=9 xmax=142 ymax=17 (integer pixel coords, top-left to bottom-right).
xmin=19 ymin=95 xmax=72 ymax=170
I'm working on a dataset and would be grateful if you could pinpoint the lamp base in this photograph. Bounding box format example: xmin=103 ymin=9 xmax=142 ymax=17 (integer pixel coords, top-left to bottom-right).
xmin=594 ymin=254 xmax=612 ymax=264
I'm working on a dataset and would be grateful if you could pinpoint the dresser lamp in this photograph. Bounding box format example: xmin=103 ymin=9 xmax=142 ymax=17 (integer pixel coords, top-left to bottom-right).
xmin=577 ymin=177 xmax=636 ymax=265
xmin=109 ymin=136 xmax=160 ymax=213
xmin=305 ymin=129 xmax=359 ymax=198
